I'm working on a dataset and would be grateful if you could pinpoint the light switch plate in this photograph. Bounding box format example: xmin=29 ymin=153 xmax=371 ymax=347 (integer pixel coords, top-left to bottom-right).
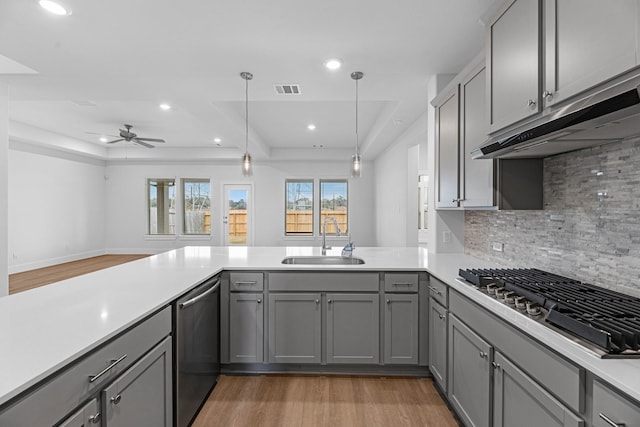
xmin=492 ymin=241 xmax=504 ymax=252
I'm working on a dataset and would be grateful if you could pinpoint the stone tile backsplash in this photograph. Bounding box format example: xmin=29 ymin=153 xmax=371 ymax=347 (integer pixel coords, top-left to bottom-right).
xmin=464 ymin=138 xmax=640 ymax=297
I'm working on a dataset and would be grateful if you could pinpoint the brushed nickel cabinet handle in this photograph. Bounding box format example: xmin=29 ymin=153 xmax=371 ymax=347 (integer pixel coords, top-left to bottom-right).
xmin=89 ymin=412 xmax=101 ymax=424
xmin=542 ymin=90 xmax=554 ymax=102
xmin=235 ymin=281 xmax=258 ymax=285
xmin=110 ymin=394 xmax=122 ymax=405
xmin=257 ymin=298 xmax=262 ymax=304
xmin=89 ymin=354 xmax=127 ymax=383
xmin=599 ymin=413 xmax=626 ymax=427
xmin=428 ymin=286 xmax=443 ymax=296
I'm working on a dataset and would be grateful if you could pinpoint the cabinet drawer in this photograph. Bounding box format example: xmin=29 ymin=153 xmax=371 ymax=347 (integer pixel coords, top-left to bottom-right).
xmin=269 ymin=272 xmax=378 ymax=292
xmin=384 ymin=273 xmax=418 ymax=293
xmin=428 ymin=276 xmax=448 ymax=306
xmin=230 ymin=272 xmax=264 ymax=291
xmin=0 ymin=307 xmax=171 ymax=426
xmin=449 ymin=290 xmax=584 ymax=413
xmin=592 ymin=380 xmax=640 ymax=427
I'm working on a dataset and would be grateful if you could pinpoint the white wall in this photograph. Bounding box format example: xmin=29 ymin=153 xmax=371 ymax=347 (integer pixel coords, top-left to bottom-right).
xmin=373 ymin=114 xmax=426 ymax=247
xmin=8 ymin=143 xmax=108 ymax=273
xmin=104 ymin=160 xmax=376 ymax=252
xmin=0 ymin=84 xmax=8 ymax=296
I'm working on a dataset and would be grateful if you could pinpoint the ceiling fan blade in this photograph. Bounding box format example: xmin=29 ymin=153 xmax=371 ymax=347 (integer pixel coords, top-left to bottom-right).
xmin=133 ymin=139 xmax=155 ymax=148
xmin=86 ymin=132 xmax=119 ymax=137
xmin=134 ymin=137 xmax=165 ymax=143
xmin=106 ymin=138 xmax=125 ymax=144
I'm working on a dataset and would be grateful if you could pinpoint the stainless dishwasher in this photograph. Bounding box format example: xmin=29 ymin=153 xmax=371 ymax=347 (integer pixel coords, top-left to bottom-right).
xmin=175 ymin=276 xmax=220 ymax=427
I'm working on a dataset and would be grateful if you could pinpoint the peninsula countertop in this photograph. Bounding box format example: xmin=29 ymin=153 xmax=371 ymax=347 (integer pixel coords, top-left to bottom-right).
xmin=1 ymin=246 xmax=639 ymax=408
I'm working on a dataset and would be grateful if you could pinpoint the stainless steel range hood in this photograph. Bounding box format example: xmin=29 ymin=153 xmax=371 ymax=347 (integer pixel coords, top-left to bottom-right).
xmin=471 ymin=70 xmax=640 ymax=159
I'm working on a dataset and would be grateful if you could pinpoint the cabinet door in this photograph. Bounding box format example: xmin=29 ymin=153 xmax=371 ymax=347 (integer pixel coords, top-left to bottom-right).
xmin=448 ymin=314 xmax=491 ymax=427
xmin=268 ymin=293 xmax=321 ymax=363
xmin=489 ymin=0 xmax=540 ymax=132
xmin=435 ymin=88 xmax=460 ymax=209
xmin=59 ymin=398 xmax=100 ymax=427
xmin=493 ymin=352 xmax=584 ymax=427
xmin=384 ymin=293 xmax=419 ymax=364
xmin=460 ymin=65 xmax=493 ymax=208
xmin=544 ymin=0 xmax=639 ymax=107
xmin=429 ymin=298 xmax=448 ymax=392
xmin=229 ymin=293 xmax=264 ymax=363
xmin=592 ymin=380 xmax=640 ymax=427
xmin=102 ymin=337 xmax=172 ymax=427
xmin=326 ymin=293 xmax=379 ymax=364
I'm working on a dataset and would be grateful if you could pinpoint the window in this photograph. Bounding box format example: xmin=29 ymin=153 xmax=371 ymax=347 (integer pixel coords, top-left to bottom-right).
xmin=320 ymin=179 xmax=348 ymax=235
xmin=147 ymin=179 xmax=176 ymax=235
xmin=285 ymin=179 xmax=314 ymax=235
xmin=183 ymin=179 xmax=211 ymax=235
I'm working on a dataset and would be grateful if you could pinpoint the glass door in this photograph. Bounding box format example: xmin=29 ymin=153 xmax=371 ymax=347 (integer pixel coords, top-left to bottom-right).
xmin=223 ymin=184 xmax=252 ymax=246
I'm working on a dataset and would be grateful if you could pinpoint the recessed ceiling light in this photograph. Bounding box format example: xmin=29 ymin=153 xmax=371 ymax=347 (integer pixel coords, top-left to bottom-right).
xmin=307 ymin=124 xmax=316 ymax=131
xmin=99 ymin=136 xmax=108 ymax=143
xmin=324 ymin=59 xmax=342 ymax=70
xmin=213 ymin=137 xmax=222 ymax=144
xmin=39 ymin=0 xmax=71 ymax=16
xmin=159 ymin=103 xmax=171 ymax=111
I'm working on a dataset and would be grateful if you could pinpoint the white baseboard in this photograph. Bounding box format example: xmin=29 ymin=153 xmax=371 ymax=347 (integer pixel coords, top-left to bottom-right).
xmin=8 ymin=249 xmax=107 ymax=274
xmin=105 ymin=248 xmax=169 ymax=255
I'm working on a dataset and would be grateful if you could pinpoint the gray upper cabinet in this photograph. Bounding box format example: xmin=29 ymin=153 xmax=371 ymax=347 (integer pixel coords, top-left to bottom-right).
xmin=488 ymin=0 xmax=541 ymax=132
xmin=543 ymin=0 xmax=639 ymax=107
xmin=493 ymin=352 xmax=583 ymax=427
xmin=102 ymin=337 xmax=173 ymax=427
xmin=435 ymin=88 xmax=460 ymax=209
xmin=229 ymin=292 xmax=264 ymax=363
xmin=448 ymin=314 xmax=492 ymax=427
xmin=489 ymin=0 xmax=640 ymax=133
xmin=429 ymin=298 xmax=448 ymax=393
xmin=460 ymin=65 xmax=493 ymax=208
xmin=268 ymin=293 xmax=322 ymax=364
xmin=326 ymin=293 xmax=380 ymax=364
xmin=384 ymin=293 xmax=419 ymax=364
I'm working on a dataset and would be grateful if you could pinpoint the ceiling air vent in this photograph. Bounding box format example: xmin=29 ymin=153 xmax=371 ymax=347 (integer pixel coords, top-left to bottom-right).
xmin=274 ymin=84 xmax=301 ymax=95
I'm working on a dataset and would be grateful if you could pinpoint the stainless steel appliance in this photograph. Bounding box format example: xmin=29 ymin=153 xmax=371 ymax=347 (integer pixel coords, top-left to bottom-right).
xmin=458 ymin=268 xmax=640 ymax=358
xmin=175 ymin=276 xmax=220 ymax=427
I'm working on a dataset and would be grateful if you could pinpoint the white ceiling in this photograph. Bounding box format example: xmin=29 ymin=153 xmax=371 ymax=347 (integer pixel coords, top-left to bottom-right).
xmin=0 ymin=0 xmax=496 ymax=162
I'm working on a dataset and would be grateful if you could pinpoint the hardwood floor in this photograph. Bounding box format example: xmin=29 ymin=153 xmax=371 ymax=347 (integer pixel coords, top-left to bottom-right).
xmin=8 ymin=254 xmax=151 ymax=295
xmin=193 ymin=375 xmax=459 ymax=427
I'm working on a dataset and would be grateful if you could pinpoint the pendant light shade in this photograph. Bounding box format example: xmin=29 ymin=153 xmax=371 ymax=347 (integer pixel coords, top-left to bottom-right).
xmin=240 ymin=71 xmax=253 ymax=177
xmin=351 ymin=71 xmax=364 ymax=178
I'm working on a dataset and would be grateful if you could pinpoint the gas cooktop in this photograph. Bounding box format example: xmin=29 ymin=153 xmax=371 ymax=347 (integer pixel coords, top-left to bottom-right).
xmin=458 ymin=268 xmax=640 ymax=358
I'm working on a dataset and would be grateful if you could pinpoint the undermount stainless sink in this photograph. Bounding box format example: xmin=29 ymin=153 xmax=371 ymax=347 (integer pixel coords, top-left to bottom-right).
xmin=281 ymin=256 xmax=365 ymax=265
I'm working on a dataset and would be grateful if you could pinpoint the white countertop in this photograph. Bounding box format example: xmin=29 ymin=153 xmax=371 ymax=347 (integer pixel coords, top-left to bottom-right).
xmin=1 ymin=246 xmax=639 ymax=408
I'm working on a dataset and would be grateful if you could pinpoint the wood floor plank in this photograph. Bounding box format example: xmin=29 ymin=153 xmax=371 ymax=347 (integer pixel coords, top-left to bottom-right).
xmin=192 ymin=375 xmax=459 ymax=427
xmin=8 ymin=254 xmax=151 ymax=294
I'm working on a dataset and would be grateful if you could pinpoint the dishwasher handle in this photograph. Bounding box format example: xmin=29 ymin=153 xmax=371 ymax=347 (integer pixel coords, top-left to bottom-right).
xmin=179 ymin=279 xmax=220 ymax=309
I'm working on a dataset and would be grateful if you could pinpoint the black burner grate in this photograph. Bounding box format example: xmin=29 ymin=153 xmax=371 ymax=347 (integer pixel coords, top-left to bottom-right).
xmin=459 ymin=268 xmax=640 ymax=354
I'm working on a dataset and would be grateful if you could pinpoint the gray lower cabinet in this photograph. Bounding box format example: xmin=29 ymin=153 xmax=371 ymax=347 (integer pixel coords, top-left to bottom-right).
xmin=268 ymin=293 xmax=322 ymax=363
xmin=59 ymin=398 xmax=100 ymax=426
xmin=102 ymin=337 xmax=173 ymax=427
xmin=384 ymin=293 xmax=419 ymax=364
xmin=448 ymin=314 xmax=492 ymax=427
xmin=326 ymin=293 xmax=379 ymax=364
xmin=229 ymin=292 xmax=264 ymax=363
xmin=429 ymin=298 xmax=447 ymax=392
xmin=493 ymin=351 xmax=583 ymax=427
xmin=592 ymin=380 xmax=640 ymax=427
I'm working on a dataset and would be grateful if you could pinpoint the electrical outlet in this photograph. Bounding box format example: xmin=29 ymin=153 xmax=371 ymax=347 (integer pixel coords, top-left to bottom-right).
xmin=443 ymin=231 xmax=452 ymax=243
xmin=492 ymin=241 xmax=504 ymax=252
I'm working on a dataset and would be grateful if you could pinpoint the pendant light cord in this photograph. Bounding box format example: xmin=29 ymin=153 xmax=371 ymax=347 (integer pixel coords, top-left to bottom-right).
xmin=245 ymin=76 xmax=249 ymax=154
xmin=355 ymin=77 xmax=359 ymax=156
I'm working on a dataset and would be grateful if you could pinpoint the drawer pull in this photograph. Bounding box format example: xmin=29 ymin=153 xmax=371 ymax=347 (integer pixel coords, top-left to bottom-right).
xmin=235 ymin=281 xmax=258 ymax=285
xmin=438 ymin=314 xmax=445 ymax=320
xmin=491 ymin=361 xmax=501 ymax=370
xmin=89 ymin=354 xmax=127 ymax=383
xmin=257 ymin=298 xmax=262 ymax=304
xmin=393 ymin=283 xmax=414 ymax=286
xmin=479 ymin=351 xmax=487 ymax=358
xmin=428 ymin=286 xmax=443 ymax=296
xmin=89 ymin=412 xmax=101 ymax=424
xmin=599 ymin=413 xmax=626 ymax=427
xmin=110 ymin=394 xmax=122 ymax=405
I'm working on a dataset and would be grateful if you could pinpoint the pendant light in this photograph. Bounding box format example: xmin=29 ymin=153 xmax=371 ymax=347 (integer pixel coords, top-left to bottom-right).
xmin=240 ymin=71 xmax=253 ymax=177
xmin=351 ymin=71 xmax=364 ymax=178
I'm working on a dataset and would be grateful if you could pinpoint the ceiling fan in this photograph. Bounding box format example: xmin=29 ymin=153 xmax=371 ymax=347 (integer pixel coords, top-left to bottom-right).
xmin=98 ymin=124 xmax=166 ymax=148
